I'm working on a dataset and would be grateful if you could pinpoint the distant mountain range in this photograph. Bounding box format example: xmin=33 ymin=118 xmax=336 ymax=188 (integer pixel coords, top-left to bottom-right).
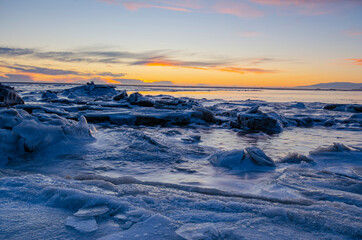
xmin=297 ymin=82 xmax=362 ymax=90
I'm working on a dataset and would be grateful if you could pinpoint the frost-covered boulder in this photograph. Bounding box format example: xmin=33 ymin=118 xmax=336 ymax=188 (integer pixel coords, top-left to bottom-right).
xmin=0 ymin=83 xmax=24 ymax=107
xmin=245 ymin=147 xmax=275 ymax=167
xmin=61 ymin=82 xmax=117 ymax=97
xmin=280 ymin=153 xmax=314 ymax=164
xmin=209 ymin=150 xmax=245 ymax=169
xmin=41 ymin=90 xmax=57 ymax=99
xmin=236 ymin=107 xmax=283 ymax=134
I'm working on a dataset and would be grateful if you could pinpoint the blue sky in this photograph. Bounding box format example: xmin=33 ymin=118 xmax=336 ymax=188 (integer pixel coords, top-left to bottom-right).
xmin=0 ymin=0 xmax=361 ymax=86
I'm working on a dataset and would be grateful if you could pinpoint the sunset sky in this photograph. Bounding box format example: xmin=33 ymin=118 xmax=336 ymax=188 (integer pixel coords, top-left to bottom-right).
xmin=0 ymin=0 xmax=361 ymax=87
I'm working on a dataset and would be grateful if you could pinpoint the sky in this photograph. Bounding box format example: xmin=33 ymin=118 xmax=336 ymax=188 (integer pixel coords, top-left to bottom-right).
xmin=0 ymin=0 xmax=361 ymax=87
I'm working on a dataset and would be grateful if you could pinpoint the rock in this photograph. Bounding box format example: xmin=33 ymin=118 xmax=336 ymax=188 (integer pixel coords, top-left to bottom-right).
xmin=113 ymin=90 xmax=128 ymax=101
xmin=209 ymin=150 xmax=245 ymax=169
xmin=65 ymin=216 xmax=98 ymax=232
xmin=237 ymin=111 xmax=283 ymax=134
xmin=245 ymin=147 xmax=275 ymax=167
xmin=280 ymin=153 xmax=314 ymax=164
xmin=0 ymin=83 xmax=24 ymax=107
xmin=74 ymin=205 xmax=109 ymax=218
xmin=41 ymin=90 xmax=57 ymax=99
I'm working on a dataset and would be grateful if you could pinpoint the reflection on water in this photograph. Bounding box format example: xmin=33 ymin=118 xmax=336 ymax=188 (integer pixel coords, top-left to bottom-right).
xmin=136 ymin=89 xmax=361 ymax=104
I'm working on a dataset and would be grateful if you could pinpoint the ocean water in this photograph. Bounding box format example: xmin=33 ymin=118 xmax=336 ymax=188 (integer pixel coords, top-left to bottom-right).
xmin=0 ymin=83 xmax=361 ymax=239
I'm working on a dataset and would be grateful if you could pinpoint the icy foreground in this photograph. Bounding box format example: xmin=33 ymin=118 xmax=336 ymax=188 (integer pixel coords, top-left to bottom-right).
xmin=0 ymin=83 xmax=361 ymax=240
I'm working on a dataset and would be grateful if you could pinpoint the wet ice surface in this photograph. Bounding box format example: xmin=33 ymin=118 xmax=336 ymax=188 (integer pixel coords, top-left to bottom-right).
xmin=0 ymin=83 xmax=361 ymax=240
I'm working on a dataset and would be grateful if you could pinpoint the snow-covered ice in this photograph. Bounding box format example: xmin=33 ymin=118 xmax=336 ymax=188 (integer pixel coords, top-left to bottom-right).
xmin=0 ymin=83 xmax=361 ymax=240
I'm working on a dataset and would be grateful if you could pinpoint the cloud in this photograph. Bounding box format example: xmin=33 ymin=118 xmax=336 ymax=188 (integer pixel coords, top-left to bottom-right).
xmin=132 ymin=57 xmax=278 ymax=74
xmin=345 ymin=59 xmax=362 ymax=66
xmin=0 ymin=74 xmax=34 ymax=82
xmin=96 ymin=0 xmax=264 ymax=18
xmin=122 ymin=2 xmax=190 ymax=12
xmin=5 ymin=65 xmax=80 ymax=76
xmin=345 ymin=31 xmax=362 ymax=37
xmin=0 ymin=46 xmax=171 ymax=64
xmin=238 ymin=31 xmax=263 ymax=37
xmin=1 ymin=63 xmax=126 ymax=78
xmin=113 ymin=78 xmax=174 ymax=85
xmin=213 ymin=0 xmax=264 ymax=18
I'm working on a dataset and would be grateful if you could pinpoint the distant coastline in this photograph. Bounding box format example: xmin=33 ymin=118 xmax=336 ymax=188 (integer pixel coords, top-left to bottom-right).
xmin=1 ymin=81 xmax=362 ymax=91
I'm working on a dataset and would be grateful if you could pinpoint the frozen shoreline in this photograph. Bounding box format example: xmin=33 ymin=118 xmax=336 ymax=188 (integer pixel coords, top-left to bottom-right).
xmin=0 ymin=83 xmax=361 ymax=239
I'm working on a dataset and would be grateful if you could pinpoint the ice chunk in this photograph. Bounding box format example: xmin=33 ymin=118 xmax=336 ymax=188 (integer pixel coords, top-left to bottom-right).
xmin=209 ymin=150 xmax=245 ymax=169
xmin=0 ymin=109 xmax=23 ymax=129
xmin=74 ymin=205 xmax=109 ymax=217
xmin=13 ymin=119 xmax=66 ymax=152
xmin=176 ymin=223 xmax=219 ymax=240
xmin=245 ymin=147 xmax=275 ymax=167
xmin=0 ymin=83 xmax=24 ymax=107
xmin=310 ymin=143 xmax=355 ymax=155
xmin=66 ymin=216 xmax=98 ymax=232
xmin=41 ymin=90 xmax=57 ymax=99
xmin=280 ymin=153 xmax=314 ymax=164
xmin=99 ymin=214 xmax=180 ymax=240
xmin=126 ymin=209 xmax=152 ymax=223
xmin=61 ymin=82 xmax=117 ymax=97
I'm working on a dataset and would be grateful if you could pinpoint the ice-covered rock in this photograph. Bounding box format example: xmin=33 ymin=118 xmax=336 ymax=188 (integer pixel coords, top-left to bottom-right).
xmin=310 ymin=143 xmax=355 ymax=155
xmin=61 ymin=82 xmax=117 ymax=97
xmin=41 ymin=90 xmax=57 ymax=99
xmin=176 ymin=223 xmax=220 ymax=240
xmin=66 ymin=216 xmax=98 ymax=232
xmin=280 ymin=153 xmax=314 ymax=164
xmin=237 ymin=108 xmax=283 ymax=134
xmin=0 ymin=83 xmax=24 ymax=107
xmin=209 ymin=150 xmax=245 ymax=169
xmin=99 ymin=214 xmax=181 ymax=240
xmin=113 ymin=90 xmax=128 ymax=101
xmin=245 ymin=147 xmax=275 ymax=167
xmin=74 ymin=205 xmax=109 ymax=218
